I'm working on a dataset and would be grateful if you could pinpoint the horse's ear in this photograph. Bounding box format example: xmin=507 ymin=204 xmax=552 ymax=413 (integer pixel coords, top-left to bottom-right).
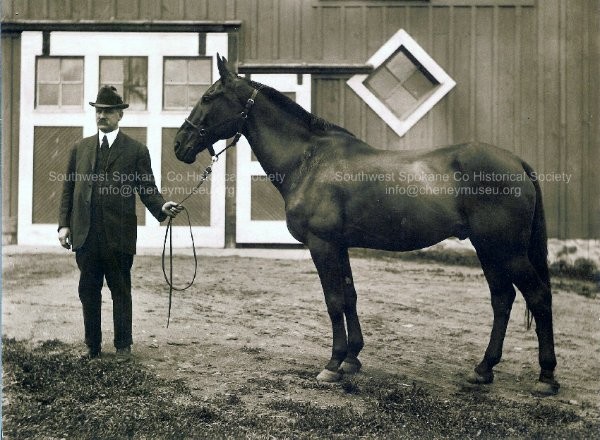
xmin=217 ymin=53 xmax=234 ymax=83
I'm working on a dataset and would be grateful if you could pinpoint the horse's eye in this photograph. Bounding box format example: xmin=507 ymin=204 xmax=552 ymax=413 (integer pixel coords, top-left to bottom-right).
xmin=202 ymin=95 xmax=211 ymax=103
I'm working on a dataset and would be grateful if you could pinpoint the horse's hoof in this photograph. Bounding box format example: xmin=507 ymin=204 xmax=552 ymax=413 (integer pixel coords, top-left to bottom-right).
xmin=466 ymin=370 xmax=494 ymax=385
xmin=339 ymin=359 xmax=361 ymax=375
xmin=316 ymin=368 xmax=342 ymax=383
xmin=533 ymin=379 xmax=560 ymax=396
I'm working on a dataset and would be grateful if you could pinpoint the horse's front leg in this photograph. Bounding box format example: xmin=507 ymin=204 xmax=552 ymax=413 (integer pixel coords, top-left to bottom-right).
xmin=308 ymin=235 xmax=349 ymax=382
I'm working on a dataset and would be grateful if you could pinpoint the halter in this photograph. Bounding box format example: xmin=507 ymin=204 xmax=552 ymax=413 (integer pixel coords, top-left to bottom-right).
xmin=184 ymin=86 xmax=261 ymax=159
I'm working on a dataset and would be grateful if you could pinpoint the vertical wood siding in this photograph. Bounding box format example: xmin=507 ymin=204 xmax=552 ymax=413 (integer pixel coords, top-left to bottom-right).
xmin=2 ymin=0 xmax=599 ymax=238
xmin=307 ymin=2 xmax=598 ymax=239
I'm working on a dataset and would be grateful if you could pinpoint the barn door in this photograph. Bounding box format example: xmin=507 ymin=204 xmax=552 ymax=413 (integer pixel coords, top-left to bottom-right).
xmin=18 ymin=31 xmax=227 ymax=248
xmin=236 ymin=74 xmax=310 ymax=244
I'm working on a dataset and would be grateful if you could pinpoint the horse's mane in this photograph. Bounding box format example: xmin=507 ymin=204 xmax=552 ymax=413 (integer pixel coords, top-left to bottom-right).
xmin=247 ymin=79 xmax=356 ymax=137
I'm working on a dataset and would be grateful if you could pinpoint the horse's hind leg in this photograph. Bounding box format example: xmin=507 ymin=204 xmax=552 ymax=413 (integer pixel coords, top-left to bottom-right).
xmin=469 ymin=257 xmax=516 ymax=384
xmin=338 ymin=249 xmax=364 ymax=375
xmin=508 ymin=255 xmax=559 ymax=395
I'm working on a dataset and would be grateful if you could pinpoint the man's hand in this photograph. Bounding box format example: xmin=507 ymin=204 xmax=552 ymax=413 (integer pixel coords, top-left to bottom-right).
xmin=58 ymin=227 xmax=71 ymax=249
xmin=162 ymin=201 xmax=184 ymax=218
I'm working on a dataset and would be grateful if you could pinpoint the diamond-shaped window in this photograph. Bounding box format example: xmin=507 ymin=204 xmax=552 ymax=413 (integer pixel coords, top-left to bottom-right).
xmin=348 ymin=29 xmax=455 ymax=137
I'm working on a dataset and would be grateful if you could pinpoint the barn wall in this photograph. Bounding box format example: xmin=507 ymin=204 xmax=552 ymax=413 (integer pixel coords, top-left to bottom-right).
xmin=2 ymin=0 xmax=599 ymax=239
xmin=310 ymin=1 xmax=600 ymax=239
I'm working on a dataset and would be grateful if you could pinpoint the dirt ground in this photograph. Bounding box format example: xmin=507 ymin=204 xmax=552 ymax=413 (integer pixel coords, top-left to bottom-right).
xmin=3 ymin=248 xmax=599 ymax=424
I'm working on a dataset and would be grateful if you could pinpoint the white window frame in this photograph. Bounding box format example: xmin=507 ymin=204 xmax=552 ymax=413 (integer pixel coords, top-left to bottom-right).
xmin=347 ymin=29 xmax=455 ymax=137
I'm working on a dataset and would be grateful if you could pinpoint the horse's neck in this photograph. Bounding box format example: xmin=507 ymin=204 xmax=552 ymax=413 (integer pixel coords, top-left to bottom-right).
xmin=243 ymin=97 xmax=312 ymax=182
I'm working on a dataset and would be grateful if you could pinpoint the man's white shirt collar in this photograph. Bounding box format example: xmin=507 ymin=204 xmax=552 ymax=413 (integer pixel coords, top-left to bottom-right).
xmin=99 ymin=128 xmax=119 ymax=148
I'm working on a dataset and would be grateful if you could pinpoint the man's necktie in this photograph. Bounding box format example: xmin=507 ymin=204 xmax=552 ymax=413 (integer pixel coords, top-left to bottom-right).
xmin=100 ymin=135 xmax=109 ymax=168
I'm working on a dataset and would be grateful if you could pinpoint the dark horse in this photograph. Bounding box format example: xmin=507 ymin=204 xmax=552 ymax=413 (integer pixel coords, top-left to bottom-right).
xmin=174 ymin=55 xmax=559 ymax=395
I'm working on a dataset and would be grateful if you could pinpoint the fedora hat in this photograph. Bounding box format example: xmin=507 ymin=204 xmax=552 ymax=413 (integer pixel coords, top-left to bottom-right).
xmin=89 ymin=85 xmax=129 ymax=109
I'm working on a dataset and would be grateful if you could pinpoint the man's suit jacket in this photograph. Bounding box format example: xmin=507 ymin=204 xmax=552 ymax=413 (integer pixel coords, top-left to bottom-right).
xmin=59 ymin=131 xmax=167 ymax=254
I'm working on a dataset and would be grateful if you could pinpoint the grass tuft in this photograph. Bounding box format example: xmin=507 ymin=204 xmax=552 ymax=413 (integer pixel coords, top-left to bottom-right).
xmin=3 ymin=338 xmax=221 ymax=439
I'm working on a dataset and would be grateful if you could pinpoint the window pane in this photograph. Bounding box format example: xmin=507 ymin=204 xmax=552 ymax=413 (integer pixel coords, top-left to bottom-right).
xmin=164 ymin=85 xmax=187 ymax=109
xmin=386 ymin=87 xmax=418 ymax=119
xmin=36 ymin=56 xmax=84 ymax=108
xmin=62 ymin=84 xmax=82 ymax=106
xmin=188 ymin=59 xmax=212 ymax=84
xmin=164 ymin=58 xmax=213 ymax=109
xmin=100 ymin=58 xmax=124 ymax=84
xmin=112 ymin=83 xmax=125 ymax=97
xmin=128 ymin=86 xmax=147 ymax=110
xmin=403 ymin=70 xmax=436 ymax=100
xmin=366 ymin=67 xmax=398 ymax=101
xmin=387 ymin=49 xmax=417 ymax=82
xmin=61 ymin=58 xmax=83 ymax=82
xmin=38 ymin=84 xmax=59 ymax=106
xmin=164 ymin=59 xmax=187 ymax=83
xmin=124 ymin=58 xmax=148 ymax=110
xmin=128 ymin=58 xmax=148 ymax=86
xmin=188 ymin=85 xmax=208 ymax=107
xmin=37 ymin=58 xmax=60 ymax=82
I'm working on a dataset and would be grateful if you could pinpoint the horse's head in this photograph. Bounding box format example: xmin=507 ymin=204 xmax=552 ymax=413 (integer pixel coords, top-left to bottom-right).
xmin=174 ymin=54 xmax=252 ymax=164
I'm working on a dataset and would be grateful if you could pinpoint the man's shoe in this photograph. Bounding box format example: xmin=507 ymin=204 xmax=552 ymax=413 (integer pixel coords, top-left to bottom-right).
xmin=82 ymin=347 xmax=101 ymax=360
xmin=115 ymin=346 xmax=132 ymax=363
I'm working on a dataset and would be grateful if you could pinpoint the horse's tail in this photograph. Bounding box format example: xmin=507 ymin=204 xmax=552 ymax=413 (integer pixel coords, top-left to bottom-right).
xmin=523 ymin=161 xmax=551 ymax=330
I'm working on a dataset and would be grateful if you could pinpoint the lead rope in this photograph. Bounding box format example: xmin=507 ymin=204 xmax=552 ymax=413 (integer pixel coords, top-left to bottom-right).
xmin=161 ymin=130 xmax=244 ymax=327
xmin=162 ymin=87 xmax=260 ymax=327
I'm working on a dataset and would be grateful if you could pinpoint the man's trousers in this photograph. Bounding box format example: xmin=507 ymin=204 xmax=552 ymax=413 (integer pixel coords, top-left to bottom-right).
xmin=75 ymin=225 xmax=134 ymax=350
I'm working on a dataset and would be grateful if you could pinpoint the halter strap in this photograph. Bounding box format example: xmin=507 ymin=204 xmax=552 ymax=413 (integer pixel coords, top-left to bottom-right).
xmin=184 ymin=86 xmax=261 ymax=159
xmin=204 ymin=86 xmax=261 ymax=159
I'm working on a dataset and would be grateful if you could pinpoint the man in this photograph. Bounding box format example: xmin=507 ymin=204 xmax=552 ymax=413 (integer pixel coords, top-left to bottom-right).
xmin=58 ymin=85 xmax=183 ymax=361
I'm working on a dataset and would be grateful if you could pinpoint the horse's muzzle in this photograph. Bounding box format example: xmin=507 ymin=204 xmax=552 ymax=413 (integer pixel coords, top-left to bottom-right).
xmin=174 ymin=141 xmax=197 ymax=164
